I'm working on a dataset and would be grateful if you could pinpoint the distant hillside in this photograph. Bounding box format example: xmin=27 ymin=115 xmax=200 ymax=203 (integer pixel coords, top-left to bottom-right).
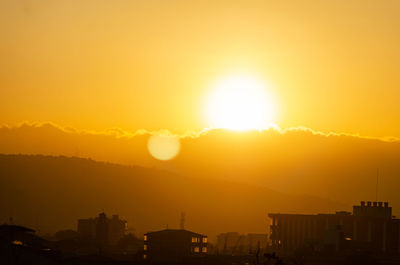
xmin=0 ymin=154 xmax=347 ymax=240
xmin=1 ymin=123 xmax=400 ymax=211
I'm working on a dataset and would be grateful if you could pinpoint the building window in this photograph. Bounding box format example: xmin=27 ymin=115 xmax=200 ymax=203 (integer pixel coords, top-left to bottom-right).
xmin=144 ymin=245 xmax=147 ymax=250
xmin=143 ymin=254 xmax=147 ymax=259
xmin=192 ymin=237 xmax=198 ymax=243
xmin=202 ymin=237 xmax=207 ymax=243
xmin=144 ymin=235 xmax=147 ymax=241
xmin=202 ymin=247 xmax=207 ymax=253
xmin=11 ymin=240 xmax=23 ymax=246
xmin=194 ymin=247 xmax=200 ymax=253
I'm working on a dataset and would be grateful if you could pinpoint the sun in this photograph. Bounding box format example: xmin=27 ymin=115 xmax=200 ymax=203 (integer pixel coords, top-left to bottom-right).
xmin=206 ymin=75 xmax=276 ymax=131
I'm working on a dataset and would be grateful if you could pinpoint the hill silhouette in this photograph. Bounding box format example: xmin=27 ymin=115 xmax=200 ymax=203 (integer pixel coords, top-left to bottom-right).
xmin=0 ymin=154 xmax=346 ymax=240
xmin=1 ymin=123 xmax=400 ymax=212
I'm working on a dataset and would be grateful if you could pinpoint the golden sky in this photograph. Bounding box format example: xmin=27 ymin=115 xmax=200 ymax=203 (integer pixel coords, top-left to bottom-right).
xmin=1 ymin=0 xmax=400 ymax=137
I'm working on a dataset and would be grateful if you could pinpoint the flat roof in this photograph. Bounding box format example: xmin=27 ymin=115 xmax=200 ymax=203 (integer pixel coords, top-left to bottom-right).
xmin=145 ymin=229 xmax=206 ymax=237
xmin=268 ymin=213 xmax=350 ymax=217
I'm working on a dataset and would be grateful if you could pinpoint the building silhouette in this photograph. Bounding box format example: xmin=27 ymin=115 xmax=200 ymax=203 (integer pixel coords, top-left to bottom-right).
xmin=269 ymin=201 xmax=400 ymax=254
xmin=77 ymin=212 xmax=126 ymax=245
xmin=0 ymin=225 xmax=59 ymax=265
xmin=143 ymin=229 xmax=207 ymax=261
xmin=216 ymin=232 xmax=268 ymax=255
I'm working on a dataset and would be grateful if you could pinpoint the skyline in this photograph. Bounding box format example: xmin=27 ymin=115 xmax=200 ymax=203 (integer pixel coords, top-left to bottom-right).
xmin=1 ymin=0 xmax=400 ymax=137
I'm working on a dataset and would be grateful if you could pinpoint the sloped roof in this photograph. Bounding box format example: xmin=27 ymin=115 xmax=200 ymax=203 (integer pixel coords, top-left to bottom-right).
xmin=0 ymin=225 xmax=35 ymax=234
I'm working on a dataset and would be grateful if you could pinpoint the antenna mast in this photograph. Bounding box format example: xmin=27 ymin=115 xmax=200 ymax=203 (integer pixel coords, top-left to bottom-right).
xmin=180 ymin=212 xmax=186 ymax=230
xmin=376 ymin=168 xmax=379 ymax=202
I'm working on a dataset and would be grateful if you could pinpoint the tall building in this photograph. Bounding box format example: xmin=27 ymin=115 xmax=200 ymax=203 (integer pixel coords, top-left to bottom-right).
xmin=143 ymin=229 xmax=207 ymax=261
xmin=269 ymin=201 xmax=400 ymax=254
xmin=77 ymin=212 xmax=126 ymax=245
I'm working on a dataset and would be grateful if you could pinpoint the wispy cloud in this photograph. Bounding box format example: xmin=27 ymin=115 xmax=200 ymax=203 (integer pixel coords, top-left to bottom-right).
xmin=1 ymin=120 xmax=398 ymax=142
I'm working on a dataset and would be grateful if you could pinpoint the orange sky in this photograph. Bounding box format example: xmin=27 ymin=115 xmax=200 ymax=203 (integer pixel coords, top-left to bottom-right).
xmin=1 ymin=0 xmax=400 ymax=137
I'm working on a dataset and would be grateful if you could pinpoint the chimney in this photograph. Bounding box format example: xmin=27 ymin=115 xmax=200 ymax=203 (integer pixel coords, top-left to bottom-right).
xmin=373 ymin=202 xmax=378 ymax=207
xmin=378 ymin=202 xmax=383 ymax=207
xmin=384 ymin=202 xmax=389 ymax=207
xmin=367 ymin=201 xmax=372 ymax=206
xmin=361 ymin=201 xmax=365 ymax=206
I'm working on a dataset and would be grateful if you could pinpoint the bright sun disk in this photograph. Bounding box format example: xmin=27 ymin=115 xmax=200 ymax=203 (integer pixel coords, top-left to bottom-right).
xmin=206 ymin=75 xmax=276 ymax=131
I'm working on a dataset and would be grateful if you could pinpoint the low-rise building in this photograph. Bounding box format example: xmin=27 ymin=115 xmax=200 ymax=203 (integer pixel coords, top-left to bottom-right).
xmin=143 ymin=229 xmax=207 ymax=261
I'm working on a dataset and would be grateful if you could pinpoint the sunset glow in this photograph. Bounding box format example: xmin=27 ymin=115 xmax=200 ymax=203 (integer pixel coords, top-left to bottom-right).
xmin=1 ymin=1 xmax=400 ymax=260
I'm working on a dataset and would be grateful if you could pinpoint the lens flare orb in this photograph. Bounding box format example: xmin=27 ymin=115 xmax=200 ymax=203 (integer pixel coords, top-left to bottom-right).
xmin=147 ymin=135 xmax=180 ymax=161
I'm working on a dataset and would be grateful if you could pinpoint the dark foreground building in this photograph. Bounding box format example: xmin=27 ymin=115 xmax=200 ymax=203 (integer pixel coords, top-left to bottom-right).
xmin=143 ymin=229 xmax=207 ymax=261
xmin=269 ymin=201 xmax=400 ymax=254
